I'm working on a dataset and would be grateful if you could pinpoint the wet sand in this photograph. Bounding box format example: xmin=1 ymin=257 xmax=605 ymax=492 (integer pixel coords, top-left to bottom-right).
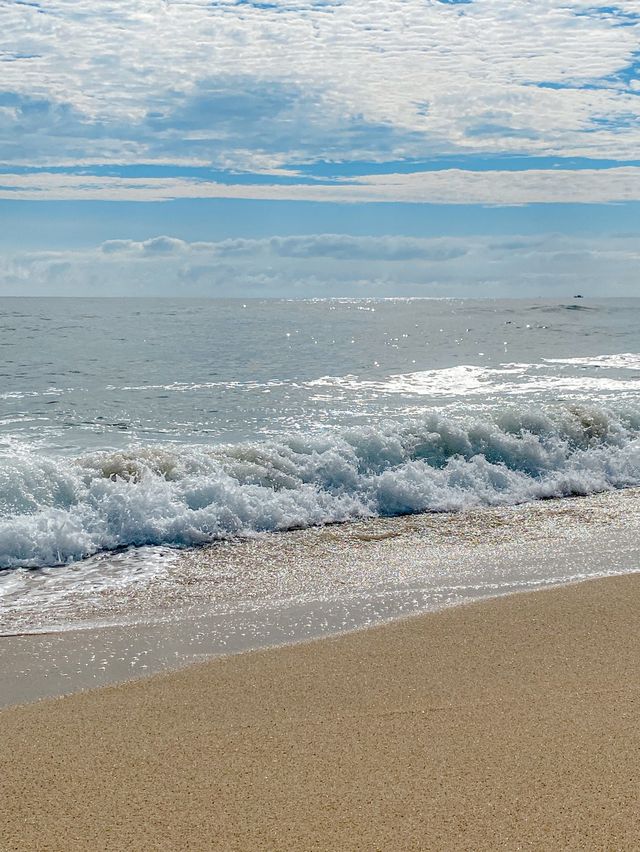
xmin=2 ymin=573 xmax=640 ymax=850
xmin=5 ymin=488 xmax=640 ymax=710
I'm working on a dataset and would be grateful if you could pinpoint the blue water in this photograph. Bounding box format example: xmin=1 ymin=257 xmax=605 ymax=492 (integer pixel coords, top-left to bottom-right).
xmin=1 ymin=297 xmax=640 ymax=570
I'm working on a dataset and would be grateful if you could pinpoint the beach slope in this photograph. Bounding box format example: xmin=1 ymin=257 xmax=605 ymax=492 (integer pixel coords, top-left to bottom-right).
xmin=2 ymin=573 xmax=640 ymax=850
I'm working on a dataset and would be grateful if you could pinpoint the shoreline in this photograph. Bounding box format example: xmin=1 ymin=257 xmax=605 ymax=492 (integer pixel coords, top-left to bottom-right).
xmin=2 ymin=569 xmax=635 ymax=711
xmin=2 ymin=573 xmax=640 ymax=850
xmin=3 ymin=487 xmax=640 ymax=708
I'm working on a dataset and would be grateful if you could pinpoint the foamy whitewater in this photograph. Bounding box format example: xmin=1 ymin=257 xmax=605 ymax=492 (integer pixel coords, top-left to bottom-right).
xmin=2 ymin=297 xmax=640 ymax=634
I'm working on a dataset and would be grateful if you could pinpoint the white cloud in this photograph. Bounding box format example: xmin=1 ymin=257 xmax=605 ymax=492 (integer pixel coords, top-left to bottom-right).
xmin=3 ymin=232 xmax=639 ymax=297
xmin=3 ymin=165 xmax=640 ymax=203
xmin=1 ymin=0 xmax=639 ymax=168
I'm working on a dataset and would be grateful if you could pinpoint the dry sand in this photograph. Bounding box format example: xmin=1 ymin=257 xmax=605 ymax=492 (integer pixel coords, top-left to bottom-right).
xmin=2 ymin=573 xmax=640 ymax=851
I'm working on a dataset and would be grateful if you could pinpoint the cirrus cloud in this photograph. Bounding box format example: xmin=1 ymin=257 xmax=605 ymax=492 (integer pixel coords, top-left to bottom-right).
xmin=3 ymin=165 xmax=640 ymax=204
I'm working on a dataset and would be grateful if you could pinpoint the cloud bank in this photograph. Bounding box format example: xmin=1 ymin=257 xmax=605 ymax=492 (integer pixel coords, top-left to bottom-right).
xmin=3 ymin=233 xmax=639 ymax=297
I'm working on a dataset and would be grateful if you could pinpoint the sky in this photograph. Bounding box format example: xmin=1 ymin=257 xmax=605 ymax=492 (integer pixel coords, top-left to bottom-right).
xmin=2 ymin=0 xmax=640 ymax=297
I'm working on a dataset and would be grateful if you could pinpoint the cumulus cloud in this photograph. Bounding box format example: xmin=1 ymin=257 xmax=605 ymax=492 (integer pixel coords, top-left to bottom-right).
xmin=101 ymin=236 xmax=189 ymax=255
xmin=3 ymin=232 xmax=639 ymax=297
xmin=101 ymin=240 xmax=135 ymax=254
xmin=140 ymin=236 xmax=189 ymax=254
xmin=226 ymin=235 xmax=469 ymax=261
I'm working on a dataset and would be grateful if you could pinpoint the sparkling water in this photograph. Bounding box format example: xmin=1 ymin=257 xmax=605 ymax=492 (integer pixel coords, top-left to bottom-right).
xmin=2 ymin=297 xmax=640 ymax=633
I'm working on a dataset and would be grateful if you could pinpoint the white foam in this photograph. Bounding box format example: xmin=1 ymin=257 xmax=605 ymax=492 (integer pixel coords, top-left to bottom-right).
xmin=1 ymin=403 xmax=640 ymax=569
xmin=306 ymin=361 xmax=640 ymax=399
xmin=544 ymin=353 xmax=640 ymax=370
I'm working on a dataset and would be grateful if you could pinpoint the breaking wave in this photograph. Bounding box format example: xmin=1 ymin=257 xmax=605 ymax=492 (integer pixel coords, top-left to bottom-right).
xmin=2 ymin=403 xmax=640 ymax=569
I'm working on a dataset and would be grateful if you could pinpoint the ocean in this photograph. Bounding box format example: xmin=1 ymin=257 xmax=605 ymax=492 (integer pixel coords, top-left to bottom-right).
xmin=2 ymin=297 xmax=640 ymax=640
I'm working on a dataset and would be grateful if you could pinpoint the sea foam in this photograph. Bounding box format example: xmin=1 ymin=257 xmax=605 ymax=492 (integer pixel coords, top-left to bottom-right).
xmin=1 ymin=403 xmax=640 ymax=569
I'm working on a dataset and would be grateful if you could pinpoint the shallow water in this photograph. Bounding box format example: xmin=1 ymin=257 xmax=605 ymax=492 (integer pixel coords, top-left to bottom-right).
xmin=2 ymin=488 xmax=639 ymax=635
xmin=2 ymin=489 xmax=639 ymax=706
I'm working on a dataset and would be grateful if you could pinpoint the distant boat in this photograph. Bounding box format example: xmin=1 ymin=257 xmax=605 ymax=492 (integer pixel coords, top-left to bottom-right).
xmin=573 ymin=294 xmax=583 ymax=299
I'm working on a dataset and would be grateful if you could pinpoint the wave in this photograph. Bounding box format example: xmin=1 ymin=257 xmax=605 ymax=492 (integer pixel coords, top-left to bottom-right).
xmin=528 ymin=303 xmax=596 ymax=312
xmin=544 ymin=353 xmax=640 ymax=370
xmin=2 ymin=403 xmax=640 ymax=569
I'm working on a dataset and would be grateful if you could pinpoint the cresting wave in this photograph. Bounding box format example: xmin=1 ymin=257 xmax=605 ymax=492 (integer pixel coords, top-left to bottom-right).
xmin=2 ymin=403 xmax=640 ymax=569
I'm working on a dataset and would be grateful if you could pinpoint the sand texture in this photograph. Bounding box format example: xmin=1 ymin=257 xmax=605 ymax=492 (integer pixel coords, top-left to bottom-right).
xmin=2 ymin=573 xmax=640 ymax=851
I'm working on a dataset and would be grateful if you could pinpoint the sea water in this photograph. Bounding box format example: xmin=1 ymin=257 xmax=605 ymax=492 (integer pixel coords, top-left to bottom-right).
xmin=2 ymin=297 xmax=640 ymax=635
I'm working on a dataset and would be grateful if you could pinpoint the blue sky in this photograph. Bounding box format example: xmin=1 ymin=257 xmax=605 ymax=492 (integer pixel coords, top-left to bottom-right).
xmin=2 ymin=0 xmax=640 ymax=296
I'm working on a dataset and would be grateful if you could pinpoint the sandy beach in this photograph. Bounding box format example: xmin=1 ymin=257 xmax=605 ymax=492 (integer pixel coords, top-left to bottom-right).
xmin=1 ymin=572 xmax=639 ymax=850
